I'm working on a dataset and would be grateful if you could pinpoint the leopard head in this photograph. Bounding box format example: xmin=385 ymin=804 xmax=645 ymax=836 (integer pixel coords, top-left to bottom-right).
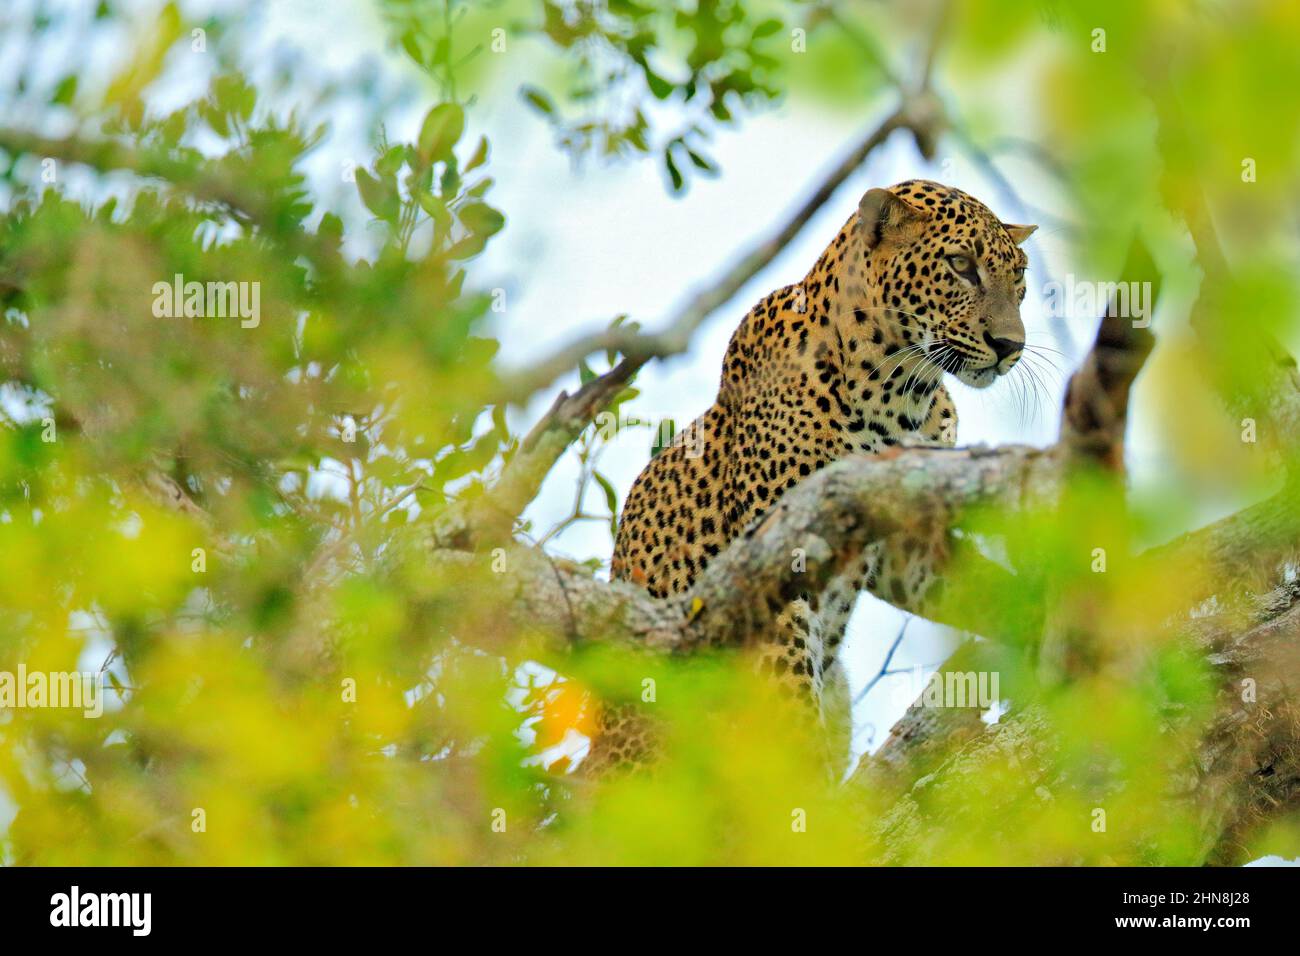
xmin=857 ymin=179 xmax=1036 ymax=389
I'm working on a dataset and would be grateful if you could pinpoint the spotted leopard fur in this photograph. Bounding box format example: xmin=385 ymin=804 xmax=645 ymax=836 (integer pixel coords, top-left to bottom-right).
xmin=590 ymin=180 xmax=1035 ymax=776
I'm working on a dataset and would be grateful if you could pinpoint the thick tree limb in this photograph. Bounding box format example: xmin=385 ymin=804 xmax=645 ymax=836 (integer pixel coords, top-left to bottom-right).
xmin=1192 ymin=583 xmax=1300 ymax=863
xmin=1143 ymin=485 xmax=1300 ymax=607
xmin=436 ymin=443 xmax=1056 ymax=658
xmin=1059 ymin=242 xmax=1158 ymax=468
xmin=858 ymin=583 xmax=1300 ymax=865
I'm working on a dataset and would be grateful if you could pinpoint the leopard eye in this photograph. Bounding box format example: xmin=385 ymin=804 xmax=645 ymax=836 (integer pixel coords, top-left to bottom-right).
xmin=1013 ymin=266 xmax=1027 ymax=281
xmin=946 ymin=254 xmax=978 ymax=283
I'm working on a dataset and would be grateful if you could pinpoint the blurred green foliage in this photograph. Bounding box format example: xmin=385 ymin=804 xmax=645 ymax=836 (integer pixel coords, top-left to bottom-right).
xmin=0 ymin=0 xmax=1296 ymax=866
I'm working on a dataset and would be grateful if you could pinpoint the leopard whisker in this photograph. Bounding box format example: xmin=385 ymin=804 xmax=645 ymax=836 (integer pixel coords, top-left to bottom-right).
xmin=874 ymin=342 xmax=934 ymax=383
xmin=1020 ymin=343 xmax=1065 ymax=376
xmin=1012 ymin=357 xmax=1050 ymax=427
xmin=1018 ymin=349 xmax=1064 ymax=387
xmin=900 ymin=344 xmax=948 ymax=403
xmin=1022 ymin=340 xmax=1068 ymax=358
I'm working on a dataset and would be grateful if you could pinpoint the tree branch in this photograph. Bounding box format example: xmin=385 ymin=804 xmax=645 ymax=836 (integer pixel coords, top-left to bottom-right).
xmin=0 ymin=126 xmax=333 ymax=269
xmin=493 ymin=106 xmax=913 ymax=407
xmin=1059 ymin=240 xmax=1158 ymax=468
xmin=858 ymin=583 xmax=1300 ymax=865
xmin=431 ymin=357 xmax=640 ymax=549
xmin=0 ymin=127 xmax=268 ymax=224
xmin=433 ymin=440 xmax=1055 ymax=662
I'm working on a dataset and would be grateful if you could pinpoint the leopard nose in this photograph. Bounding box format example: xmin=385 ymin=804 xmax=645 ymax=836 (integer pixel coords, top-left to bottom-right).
xmin=983 ymin=331 xmax=1023 ymax=361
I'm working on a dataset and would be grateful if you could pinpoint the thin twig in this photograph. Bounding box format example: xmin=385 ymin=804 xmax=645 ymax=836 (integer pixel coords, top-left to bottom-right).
xmin=854 ymin=616 xmax=913 ymax=706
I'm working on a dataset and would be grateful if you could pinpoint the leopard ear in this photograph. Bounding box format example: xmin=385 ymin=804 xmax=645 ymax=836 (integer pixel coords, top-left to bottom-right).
xmin=1002 ymin=222 xmax=1038 ymax=245
xmin=858 ymin=188 xmax=929 ymax=250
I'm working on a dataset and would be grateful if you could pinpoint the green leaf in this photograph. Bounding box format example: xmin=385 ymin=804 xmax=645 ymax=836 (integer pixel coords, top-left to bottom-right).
xmin=458 ymin=202 xmax=504 ymax=237
xmin=605 ymin=313 xmax=634 ymax=364
xmin=418 ymin=103 xmax=465 ymax=163
xmin=355 ymin=168 xmax=400 ymax=224
xmin=463 ymin=336 xmax=501 ymax=366
xmin=432 ymin=449 xmax=469 ymax=483
xmin=417 ymin=191 xmax=452 ymax=233
xmin=491 ymin=403 xmax=509 ymax=439
xmin=644 ymin=66 xmax=674 ymax=100
xmin=595 ymin=470 xmax=621 ymax=522
xmin=686 ymin=148 xmax=718 ymax=174
xmin=652 ymin=418 xmax=676 ymax=457
xmin=439 ymin=159 xmax=461 ymax=197
xmin=376 ymin=145 xmax=405 ymax=177
xmin=318 ymin=212 xmax=344 ymax=250
xmin=464 ymin=136 xmax=489 ymax=172
xmin=432 ymin=36 xmax=450 ymax=67
xmin=752 ymin=18 xmax=782 ymax=39
xmin=520 ymin=85 xmax=555 ymax=115
xmin=401 ymin=30 xmax=425 ymax=65
xmin=446 ymin=234 xmax=488 ymax=259
xmin=51 ymin=75 xmax=77 ymax=106
xmin=465 ymin=427 xmax=502 ymax=470
xmin=664 ymin=148 xmax=684 ymax=193
xmin=200 ymin=98 xmax=229 ymax=137
xmin=213 ymin=73 xmax=256 ymax=121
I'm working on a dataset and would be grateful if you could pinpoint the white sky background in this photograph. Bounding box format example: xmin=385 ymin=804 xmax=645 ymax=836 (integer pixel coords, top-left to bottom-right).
xmin=2 ymin=0 xmax=1292 ymax=860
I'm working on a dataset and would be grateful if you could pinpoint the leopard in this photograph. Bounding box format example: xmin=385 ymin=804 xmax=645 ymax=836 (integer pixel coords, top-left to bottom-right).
xmin=588 ymin=179 xmax=1036 ymax=777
